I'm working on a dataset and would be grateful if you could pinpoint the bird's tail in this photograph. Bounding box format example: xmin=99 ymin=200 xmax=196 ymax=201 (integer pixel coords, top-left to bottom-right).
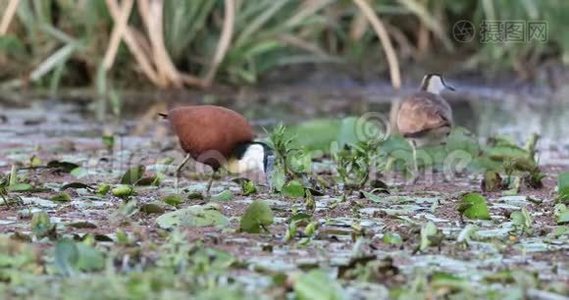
xmin=158 ymin=113 xmax=168 ymax=118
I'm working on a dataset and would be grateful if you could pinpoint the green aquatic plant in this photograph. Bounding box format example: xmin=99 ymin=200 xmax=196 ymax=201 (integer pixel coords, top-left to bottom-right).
xmin=267 ymin=123 xmax=314 ymax=194
xmin=334 ymin=138 xmax=383 ymax=192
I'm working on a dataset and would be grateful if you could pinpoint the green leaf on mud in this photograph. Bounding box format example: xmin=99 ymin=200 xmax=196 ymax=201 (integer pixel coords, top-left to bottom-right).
xmin=554 ymin=204 xmax=569 ymax=225
xmin=419 ymin=222 xmax=441 ymax=252
xmin=282 ymin=180 xmax=305 ymax=198
xmin=96 ymin=183 xmax=111 ymax=195
xmin=8 ymin=183 xmax=33 ymax=192
xmin=70 ymin=167 xmax=89 ymax=178
xmin=211 ymin=190 xmax=234 ymax=202
xmin=111 ymin=184 xmax=134 ymax=199
xmin=51 ymin=191 xmax=72 ymax=202
xmin=120 ymin=165 xmax=145 ymax=185
xmin=458 ymin=193 xmax=491 ymax=220
xmin=294 ymin=269 xmax=346 ymax=300
xmin=31 ymin=211 xmax=56 ymax=239
xmin=54 ymin=239 xmax=79 ymax=276
xmin=156 ymin=204 xmax=229 ymax=229
xmin=54 ymin=239 xmax=104 ymax=276
xmin=75 ymin=242 xmax=105 ymax=272
xmin=240 ymin=200 xmax=274 ymax=233
xmin=102 ymin=134 xmax=114 ymax=151
xmin=383 ymin=232 xmax=402 ymax=245
xmin=361 ymin=191 xmax=383 ymax=203
xmin=511 ymin=207 xmax=533 ymax=233
xmin=430 ymin=272 xmax=470 ymax=292
xmin=241 ymin=179 xmax=257 ymax=196
xmin=140 ymin=202 xmax=166 ymax=214
xmin=162 ymin=194 xmax=184 ymax=206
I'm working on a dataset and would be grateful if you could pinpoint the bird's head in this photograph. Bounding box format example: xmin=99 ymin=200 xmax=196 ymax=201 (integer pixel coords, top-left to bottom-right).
xmin=420 ymin=73 xmax=455 ymax=94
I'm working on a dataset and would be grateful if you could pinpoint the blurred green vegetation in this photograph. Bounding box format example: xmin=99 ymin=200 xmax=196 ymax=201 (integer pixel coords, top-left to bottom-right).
xmin=0 ymin=0 xmax=568 ymax=92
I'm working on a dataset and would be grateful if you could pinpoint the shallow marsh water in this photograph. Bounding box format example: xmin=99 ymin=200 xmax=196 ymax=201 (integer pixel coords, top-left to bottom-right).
xmin=0 ymin=81 xmax=569 ymax=299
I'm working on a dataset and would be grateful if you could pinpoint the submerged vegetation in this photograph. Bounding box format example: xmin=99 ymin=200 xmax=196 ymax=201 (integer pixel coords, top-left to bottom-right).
xmin=1 ymin=0 xmax=569 ymax=94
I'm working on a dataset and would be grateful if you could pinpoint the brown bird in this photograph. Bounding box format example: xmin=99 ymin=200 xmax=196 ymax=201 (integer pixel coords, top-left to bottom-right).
xmin=390 ymin=73 xmax=454 ymax=181
xmin=160 ymin=105 xmax=274 ymax=195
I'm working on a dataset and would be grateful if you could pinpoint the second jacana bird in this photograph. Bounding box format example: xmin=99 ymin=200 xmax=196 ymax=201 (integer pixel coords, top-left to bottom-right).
xmin=390 ymin=73 xmax=455 ymax=182
xmin=160 ymin=105 xmax=274 ymax=195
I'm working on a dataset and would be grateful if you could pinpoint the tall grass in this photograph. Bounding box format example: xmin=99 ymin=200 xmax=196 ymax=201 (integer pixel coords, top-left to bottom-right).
xmin=0 ymin=0 xmax=568 ymax=92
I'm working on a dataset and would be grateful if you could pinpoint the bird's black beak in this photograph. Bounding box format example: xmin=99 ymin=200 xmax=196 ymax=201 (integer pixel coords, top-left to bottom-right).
xmin=446 ymin=85 xmax=456 ymax=91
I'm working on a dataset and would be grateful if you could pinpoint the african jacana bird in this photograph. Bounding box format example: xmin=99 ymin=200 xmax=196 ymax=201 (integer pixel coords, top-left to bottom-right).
xmin=390 ymin=73 xmax=454 ymax=181
xmin=160 ymin=105 xmax=274 ymax=195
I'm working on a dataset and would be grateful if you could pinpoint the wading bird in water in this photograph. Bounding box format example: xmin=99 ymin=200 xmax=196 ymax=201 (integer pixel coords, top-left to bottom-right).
xmin=390 ymin=73 xmax=454 ymax=182
xmin=160 ymin=105 xmax=274 ymax=195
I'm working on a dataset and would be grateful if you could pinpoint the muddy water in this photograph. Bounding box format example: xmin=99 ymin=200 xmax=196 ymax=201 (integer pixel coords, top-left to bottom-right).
xmin=1 ymin=83 xmax=569 ymax=165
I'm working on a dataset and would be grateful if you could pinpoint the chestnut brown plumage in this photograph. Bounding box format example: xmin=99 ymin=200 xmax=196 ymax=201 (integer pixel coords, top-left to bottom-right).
xmin=161 ymin=105 xmax=274 ymax=195
xmin=167 ymin=105 xmax=255 ymax=169
xmin=390 ymin=74 xmax=454 ymax=182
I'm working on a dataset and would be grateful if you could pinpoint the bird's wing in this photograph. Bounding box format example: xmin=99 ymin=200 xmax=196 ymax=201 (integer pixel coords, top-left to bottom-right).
xmin=396 ymin=95 xmax=451 ymax=138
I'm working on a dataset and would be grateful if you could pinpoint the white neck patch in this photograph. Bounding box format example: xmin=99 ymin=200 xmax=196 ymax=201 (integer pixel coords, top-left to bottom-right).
xmin=226 ymin=144 xmax=265 ymax=174
xmin=426 ymin=76 xmax=446 ymax=94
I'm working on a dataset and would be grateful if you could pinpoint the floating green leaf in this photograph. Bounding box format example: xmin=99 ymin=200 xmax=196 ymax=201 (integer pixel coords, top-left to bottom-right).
xmin=156 ymin=204 xmax=229 ymax=229
xmin=430 ymin=272 xmax=470 ymax=293
xmin=383 ymin=232 xmax=403 ymax=245
xmin=75 ymin=242 xmax=105 ymax=272
xmin=294 ymin=269 xmax=346 ymax=300
xmin=70 ymin=167 xmax=89 ymax=178
xmin=140 ymin=202 xmax=166 ymax=214
xmin=241 ymin=179 xmax=257 ymax=196
xmin=54 ymin=239 xmax=104 ymax=276
xmin=211 ymin=190 xmax=234 ymax=202
xmin=419 ymin=222 xmax=442 ymax=252
xmin=361 ymin=191 xmax=383 ymax=203
xmin=554 ymin=204 xmax=569 ymax=225
xmin=111 ymin=185 xmax=134 ymax=199
xmin=511 ymin=207 xmax=533 ymax=234
xmin=96 ymin=183 xmax=111 ymax=195
xmin=282 ymin=180 xmax=305 ymax=198
xmin=102 ymin=135 xmax=114 ymax=152
xmin=8 ymin=183 xmax=33 ymax=192
xmin=120 ymin=165 xmax=145 ymax=185
xmin=31 ymin=211 xmax=56 ymax=239
xmin=29 ymin=155 xmax=42 ymax=167
xmin=51 ymin=191 xmax=71 ymax=202
xmin=162 ymin=194 xmax=184 ymax=206
xmin=240 ymin=201 xmax=274 ymax=233
xmin=54 ymin=239 xmax=79 ymax=276
xmin=458 ymin=193 xmax=491 ymax=220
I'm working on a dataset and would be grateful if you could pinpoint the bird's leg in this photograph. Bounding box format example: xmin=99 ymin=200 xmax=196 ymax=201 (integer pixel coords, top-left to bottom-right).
xmin=410 ymin=140 xmax=419 ymax=184
xmin=205 ymin=170 xmax=216 ymax=198
xmin=175 ymin=154 xmax=191 ymax=192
